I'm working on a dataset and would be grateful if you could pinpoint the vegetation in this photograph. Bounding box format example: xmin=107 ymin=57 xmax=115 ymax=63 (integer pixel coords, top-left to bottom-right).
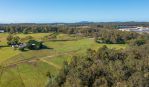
xmin=26 ymin=40 xmax=43 ymax=50
xmin=7 ymin=34 xmax=21 ymax=46
xmin=129 ymin=39 xmax=146 ymax=46
xmin=0 ymin=32 xmax=126 ymax=87
xmin=0 ymin=23 xmax=149 ymax=87
xmin=95 ymin=29 xmax=139 ymax=44
xmin=48 ymin=44 xmax=149 ymax=87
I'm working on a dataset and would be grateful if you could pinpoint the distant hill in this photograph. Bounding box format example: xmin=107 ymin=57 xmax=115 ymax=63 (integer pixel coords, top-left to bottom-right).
xmin=1 ymin=22 xmax=149 ymax=26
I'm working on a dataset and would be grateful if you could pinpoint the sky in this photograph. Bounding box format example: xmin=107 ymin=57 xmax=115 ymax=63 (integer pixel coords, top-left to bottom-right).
xmin=0 ymin=0 xmax=149 ymax=23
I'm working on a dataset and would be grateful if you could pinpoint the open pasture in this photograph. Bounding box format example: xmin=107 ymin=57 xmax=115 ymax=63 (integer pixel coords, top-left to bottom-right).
xmin=0 ymin=33 xmax=127 ymax=87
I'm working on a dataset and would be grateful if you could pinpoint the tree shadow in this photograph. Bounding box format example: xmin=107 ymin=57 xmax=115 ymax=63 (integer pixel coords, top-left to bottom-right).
xmin=41 ymin=45 xmax=54 ymax=50
xmin=0 ymin=45 xmax=9 ymax=47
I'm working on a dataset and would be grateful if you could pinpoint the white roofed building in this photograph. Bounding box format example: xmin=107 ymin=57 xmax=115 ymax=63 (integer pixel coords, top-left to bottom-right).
xmin=0 ymin=30 xmax=4 ymax=33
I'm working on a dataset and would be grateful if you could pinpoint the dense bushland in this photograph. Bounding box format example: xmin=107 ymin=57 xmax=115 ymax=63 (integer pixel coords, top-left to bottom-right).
xmin=95 ymin=29 xmax=142 ymax=44
xmin=47 ymin=44 xmax=149 ymax=87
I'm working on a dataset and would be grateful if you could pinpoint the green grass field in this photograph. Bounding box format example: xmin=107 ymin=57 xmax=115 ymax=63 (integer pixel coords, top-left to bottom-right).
xmin=0 ymin=47 xmax=21 ymax=64
xmin=0 ymin=33 xmax=127 ymax=87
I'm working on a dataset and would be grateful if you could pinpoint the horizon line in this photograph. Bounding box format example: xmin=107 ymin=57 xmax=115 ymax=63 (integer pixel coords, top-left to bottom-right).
xmin=1 ymin=21 xmax=149 ymax=24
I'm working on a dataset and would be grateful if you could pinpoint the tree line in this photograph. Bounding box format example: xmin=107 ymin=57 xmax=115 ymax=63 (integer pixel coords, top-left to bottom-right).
xmin=94 ymin=29 xmax=144 ymax=44
xmin=2 ymin=23 xmax=149 ymax=47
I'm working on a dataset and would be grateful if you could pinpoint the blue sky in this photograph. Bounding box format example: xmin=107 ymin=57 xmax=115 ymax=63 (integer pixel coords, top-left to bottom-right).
xmin=0 ymin=0 xmax=149 ymax=23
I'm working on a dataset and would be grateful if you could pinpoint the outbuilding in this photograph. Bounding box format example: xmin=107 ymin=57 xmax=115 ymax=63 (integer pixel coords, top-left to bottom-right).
xmin=0 ymin=30 xmax=4 ymax=33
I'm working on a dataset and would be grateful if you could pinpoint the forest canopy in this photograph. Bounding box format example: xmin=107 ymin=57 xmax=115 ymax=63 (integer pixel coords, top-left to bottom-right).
xmin=47 ymin=44 xmax=149 ymax=87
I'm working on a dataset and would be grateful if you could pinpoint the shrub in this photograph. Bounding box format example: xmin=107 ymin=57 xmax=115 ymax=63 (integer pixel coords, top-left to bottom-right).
xmin=26 ymin=40 xmax=43 ymax=50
